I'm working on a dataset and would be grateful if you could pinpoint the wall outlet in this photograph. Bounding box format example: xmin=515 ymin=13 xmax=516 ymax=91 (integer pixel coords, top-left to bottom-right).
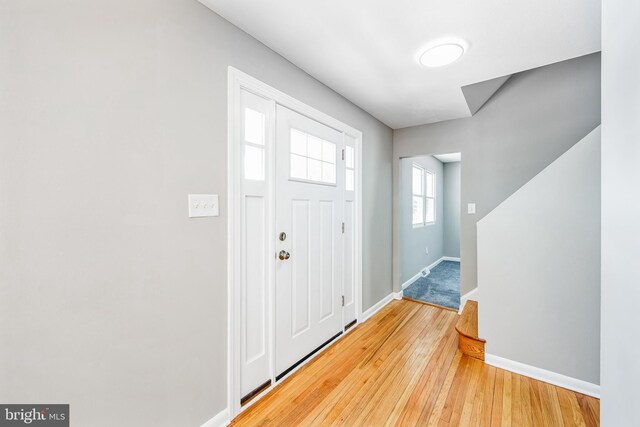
xmin=467 ymin=203 xmax=476 ymax=214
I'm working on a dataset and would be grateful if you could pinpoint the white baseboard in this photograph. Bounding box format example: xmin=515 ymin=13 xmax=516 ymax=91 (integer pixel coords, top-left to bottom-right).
xmin=401 ymin=268 xmax=428 ymax=290
xmin=484 ymin=354 xmax=600 ymax=398
xmin=393 ymin=290 xmax=403 ymax=300
xmin=361 ymin=293 xmax=395 ymax=322
xmin=402 ymin=256 xmax=460 ymax=291
xmin=426 ymin=257 xmax=444 ymax=271
xmin=201 ymin=408 xmax=230 ymax=427
xmin=458 ymin=287 xmax=478 ymax=314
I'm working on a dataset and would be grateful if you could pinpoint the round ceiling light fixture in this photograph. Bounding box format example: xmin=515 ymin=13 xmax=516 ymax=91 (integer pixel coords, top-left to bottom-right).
xmin=418 ymin=41 xmax=467 ymax=67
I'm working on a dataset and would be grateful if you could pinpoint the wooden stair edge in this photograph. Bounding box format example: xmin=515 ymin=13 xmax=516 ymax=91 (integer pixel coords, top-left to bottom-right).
xmin=455 ymin=325 xmax=487 ymax=343
xmin=455 ymin=300 xmax=486 ymax=342
xmin=455 ymin=300 xmax=486 ymax=361
xmin=455 ymin=328 xmax=487 ymax=343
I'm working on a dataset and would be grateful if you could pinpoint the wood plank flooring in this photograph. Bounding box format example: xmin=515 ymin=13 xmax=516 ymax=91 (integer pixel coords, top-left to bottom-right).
xmin=231 ymin=299 xmax=599 ymax=426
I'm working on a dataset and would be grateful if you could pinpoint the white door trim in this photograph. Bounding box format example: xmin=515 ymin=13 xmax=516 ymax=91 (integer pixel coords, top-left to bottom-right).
xmin=227 ymin=67 xmax=363 ymax=420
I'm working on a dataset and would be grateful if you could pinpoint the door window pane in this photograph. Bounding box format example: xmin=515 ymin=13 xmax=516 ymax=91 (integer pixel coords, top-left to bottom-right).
xmin=290 ymin=129 xmax=307 ymax=156
xmin=308 ymin=158 xmax=322 ymax=181
xmin=290 ymin=154 xmax=307 ymax=180
xmin=307 ymin=135 xmax=323 ymax=160
xmin=345 ymin=146 xmax=354 ymax=169
xmin=289 ymin=128 xmax=337 ymax=185
xmin=345 ymin=145 xmax=356 ymax=192
xmin=244 ymin=108 xmax=265 ymax=146
xmin=323 ymin=140 xmax=336 ymax=163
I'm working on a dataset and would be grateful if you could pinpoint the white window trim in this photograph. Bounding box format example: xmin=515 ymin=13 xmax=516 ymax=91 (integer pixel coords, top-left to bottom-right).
xmin=412 ymin=164 xmax=436 ymax=228
xmin=412 ymin=165 xmax=425 ymax=227
xmin=424 ymin=169 xmax=436 ymax=226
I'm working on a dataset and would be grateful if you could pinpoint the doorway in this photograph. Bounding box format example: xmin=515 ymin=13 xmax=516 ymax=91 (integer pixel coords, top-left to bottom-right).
xmin=399 ymin=153 xmax=461 ymax=310
xmin=227 ymin=68 xmax=363 ymax=418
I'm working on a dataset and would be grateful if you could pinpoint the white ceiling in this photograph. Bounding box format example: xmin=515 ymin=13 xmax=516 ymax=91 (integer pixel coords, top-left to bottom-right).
xmin=434 ymin=153 xmax=461 ymax=163
xmin=200 ymin=0 xmax=601 ymax=129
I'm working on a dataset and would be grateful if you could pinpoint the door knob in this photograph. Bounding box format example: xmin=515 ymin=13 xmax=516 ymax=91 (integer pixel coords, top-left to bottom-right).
xmin=278 ymin=250 xmax=290 ymax=260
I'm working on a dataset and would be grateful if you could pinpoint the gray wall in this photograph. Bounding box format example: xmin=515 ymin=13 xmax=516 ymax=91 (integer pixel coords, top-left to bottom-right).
xmin=399 ymin=156 xmax=444 ymax=283
xmin=601 ymin=1 xmax=640 ymax=423
xmin=0 ymin=1 xmax=393 ymax=426
xmin=478 ymin=127 xmax=601 ymax=385
xmin=392 ymin=53 xmax=601 ymax=295
xmin=443 ymin=162 xmax=461 ymax=258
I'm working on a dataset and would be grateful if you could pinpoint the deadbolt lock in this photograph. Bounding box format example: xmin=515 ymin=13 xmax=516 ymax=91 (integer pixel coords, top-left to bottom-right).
xmin=279 ymin=232 xmax=287 ymax=241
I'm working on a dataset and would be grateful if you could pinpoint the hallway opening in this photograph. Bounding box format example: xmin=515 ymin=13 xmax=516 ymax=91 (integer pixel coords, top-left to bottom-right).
xmin=399 ymin=153 xmax=461 ymax=310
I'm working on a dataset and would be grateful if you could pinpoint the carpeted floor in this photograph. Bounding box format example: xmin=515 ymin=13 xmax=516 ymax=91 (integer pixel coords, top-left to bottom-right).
xmin=403 ymin=260 xmax=460 ymax=310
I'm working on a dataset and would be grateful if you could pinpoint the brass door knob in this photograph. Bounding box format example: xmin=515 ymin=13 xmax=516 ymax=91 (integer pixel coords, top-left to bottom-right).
xmin=278 ymin=250 xmax=290 ymax=260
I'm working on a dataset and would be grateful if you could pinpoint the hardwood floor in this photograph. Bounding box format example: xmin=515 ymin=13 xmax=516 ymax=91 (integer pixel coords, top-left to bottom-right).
xmin=231 ymin=299 xmax=599 ymax=426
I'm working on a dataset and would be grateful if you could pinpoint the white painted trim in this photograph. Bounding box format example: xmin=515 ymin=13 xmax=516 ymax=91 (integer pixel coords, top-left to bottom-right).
xmin=227 ymin=66 xmax=364 ymax=420
xmin=426 ymin=257 xmax=444 ymax=271
xmin=458 ymin=287 xmax=478 ymax=315
xmin=485 ymin=354 xmax=600 ymax=398
xmin=401 ymin=267 xmax=429 ymax=290
xmin=361 ymin=293 xmax=395 ymax=322
xmin=394 ymin=290 xmax=404 ymax=300
xmin=201 ymin=408 xmax=230 ymax=427
xmin=404 ymin=257 xmax=447 ymax=291
xmin=227 ymin=66 xmax=240 ymax=421
xmin=401 ymin=257 xmax=461 ymax=291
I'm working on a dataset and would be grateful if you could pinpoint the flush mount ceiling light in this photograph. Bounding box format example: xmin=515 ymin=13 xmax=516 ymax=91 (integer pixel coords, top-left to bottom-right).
xmin=418 ymin=41 xmax=467 ymax=67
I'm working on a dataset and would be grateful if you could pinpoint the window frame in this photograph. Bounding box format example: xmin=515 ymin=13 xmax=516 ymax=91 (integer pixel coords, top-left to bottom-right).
xmin=288 ymin=127 xmax=338 ymax=186
xmin=243 ymin=107 xmax=267 ymax=181
xmin=345 ymin=145 xmax=355 ymax=192
xmin=411 ymin=164 xmax=436 ymax=228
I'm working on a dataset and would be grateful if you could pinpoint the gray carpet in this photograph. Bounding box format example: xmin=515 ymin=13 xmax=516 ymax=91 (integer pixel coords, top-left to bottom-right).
xmin=403 ymin=260 xmax=460 ymax=310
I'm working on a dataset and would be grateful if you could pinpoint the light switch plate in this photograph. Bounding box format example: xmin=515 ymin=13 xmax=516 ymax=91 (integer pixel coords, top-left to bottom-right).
xmin=189 ymin=194 xmax=219 ymax=218
xmin=467 ymin=203 xmax=476 ymax=214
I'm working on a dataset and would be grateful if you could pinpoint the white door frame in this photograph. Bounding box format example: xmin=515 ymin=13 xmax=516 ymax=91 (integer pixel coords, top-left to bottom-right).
xmin=227 ymin=67 xmax=363 ymax=419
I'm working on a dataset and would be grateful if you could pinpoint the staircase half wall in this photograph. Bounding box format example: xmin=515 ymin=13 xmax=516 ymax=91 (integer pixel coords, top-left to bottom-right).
xmin=477 ymin=126 xmax=601 ymax=391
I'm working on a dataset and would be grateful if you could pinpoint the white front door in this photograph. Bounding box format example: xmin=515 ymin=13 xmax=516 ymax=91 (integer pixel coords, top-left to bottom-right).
xmin=275 ymin=105 xmax=344 ymax=377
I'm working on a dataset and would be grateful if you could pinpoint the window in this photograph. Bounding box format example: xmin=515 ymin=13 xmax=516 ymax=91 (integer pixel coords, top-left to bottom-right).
xmin=345 ymin=145 xmax=355 ymax=191
xmin=412 ymin=165 xmax=435 ymax=226
xmin=243 ymin=107 xmax=265 ymax=181
xmin=289 ymin=128 xmax=336 ymax=185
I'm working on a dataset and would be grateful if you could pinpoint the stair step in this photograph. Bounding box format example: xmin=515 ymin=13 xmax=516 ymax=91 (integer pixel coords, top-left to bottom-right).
xmin=455 ymin=300 xmax=486 ymax=360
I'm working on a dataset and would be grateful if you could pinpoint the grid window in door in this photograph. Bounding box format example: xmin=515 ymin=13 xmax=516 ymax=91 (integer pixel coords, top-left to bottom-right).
xmin=290 ymin=129 xmax=336 ymax=185
xmin=412 ymin=165 xmax=436 ymax=226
